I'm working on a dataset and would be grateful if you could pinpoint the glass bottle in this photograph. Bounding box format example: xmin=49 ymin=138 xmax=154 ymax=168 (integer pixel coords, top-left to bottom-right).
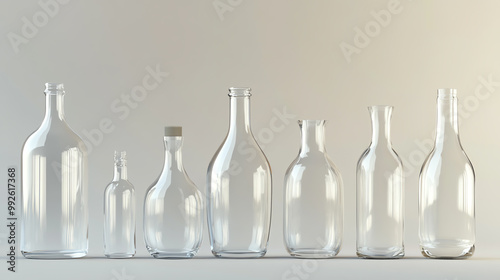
xmin=144 ymin=127 xmax=203 ymax=258
xmin=284 ymin=120 xmax=343 ymax=258
xmin=207 ymin=87 xmax=272 ymax=258
xmin=419 ymin=89 xmax=475 ymax=259
xmin=21 ymin=83 xmax=88 ymax=259
xmin=104 ymin=151 xmax=136 ymax=258
xmin=356 ymin=106 xmax=404 ymax=259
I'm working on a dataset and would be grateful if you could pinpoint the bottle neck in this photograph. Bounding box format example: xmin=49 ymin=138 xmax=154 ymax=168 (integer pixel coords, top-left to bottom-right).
xmin=299 ymin=120 xmax=327 ymax=156
xmin=162 ymin=136 xmax=184 ymax=173
xmin=435 ymin=93 xmax=460 ymax=146
xmin=228 ymin=96 xmax=251 ymax=135
xmin=113 ymin=164 xmax=128 ymax=181
xmin=44 ymin=92 xmax=66 ymax=122
xmin=369 ymin=106 xmax=392 ymax=148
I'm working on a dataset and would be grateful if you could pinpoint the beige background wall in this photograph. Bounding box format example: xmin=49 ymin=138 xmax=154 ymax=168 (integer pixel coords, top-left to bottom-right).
xmin=1 ymin=1 xmax=500 ymax=279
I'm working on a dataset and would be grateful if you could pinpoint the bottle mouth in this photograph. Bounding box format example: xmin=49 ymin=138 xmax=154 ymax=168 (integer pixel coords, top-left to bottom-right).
xmin=298 ymin=120 xmax=326 ymax=126
xmin=368 ymin=105 xmax=393 ymax=110
xmin=228 ymin=87 xmax=251 ymax=97
xmin=114 ymin=151 xmax=127 ymax=165
xmin=44 ymin=83 xmax=65 ymax=94
xmin=437 ymin=88 xmax=457 ymax=99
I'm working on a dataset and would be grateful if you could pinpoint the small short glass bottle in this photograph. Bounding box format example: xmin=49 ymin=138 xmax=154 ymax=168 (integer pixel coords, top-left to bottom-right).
xmin=103 ymin=151 xmax=136 ymax=258
xmin=356 ymin=106 xmax=404 ymax=259
xmin=207 ymin=87 xmax=272 ymax=258
xmin=419 ymin=89 xmax=475 ymax=259
xmin=144 ymin=127 xmax=203 ymax=258
xmin=284 ymin=120 xmax=343 ymax=258
xmin=21 ymin=83 xmax=88 ymax=259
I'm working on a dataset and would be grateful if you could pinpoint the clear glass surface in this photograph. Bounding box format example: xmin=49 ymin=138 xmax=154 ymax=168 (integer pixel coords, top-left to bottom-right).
xmin=21 ymin=83 xmax=88 ymax=259
xmin=419 ymin=89 xmax=475 ymax=259
xmin=207 ymin=87 xmax=272 ymax=258
xmin=104 ymin=151 xmax=136 ymax=258
xmin=356 ymin=106 xmax=404 ymax=259
xmin=283 ymin=120 xmax=343 ymax=258
xmin=144 ymin=129 xmax=203 ymax=258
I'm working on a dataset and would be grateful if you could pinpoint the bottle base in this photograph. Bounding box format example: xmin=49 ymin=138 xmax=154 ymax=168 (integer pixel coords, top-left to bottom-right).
xmin=212 ymin=250 xmax=266 ymax=258
xmin=105 ymin=253 xmax=135 ymax=259
xmin=356 ymin=247 xmax=405 ymax=259
xmin=150 ymin=251 xmax=197 ymax=259
xmin=288 ymin=249 xmax=339 ymax=259
xmin=22 ymin=250 xmax=87 ymax=259
xmin=420 ymin=244 xmax=474 ymax=259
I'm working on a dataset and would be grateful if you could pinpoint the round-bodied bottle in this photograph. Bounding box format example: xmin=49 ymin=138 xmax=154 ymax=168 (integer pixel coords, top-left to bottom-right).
xmin=144 ymin=127 xmax=203 ymax=258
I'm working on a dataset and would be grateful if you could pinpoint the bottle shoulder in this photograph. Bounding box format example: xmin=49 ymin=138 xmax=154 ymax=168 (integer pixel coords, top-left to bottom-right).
xmin=105 ymin=180 xmax=136 ymax=192
xmin=357 ymin=146 xmax=403 ymax=166
xmin=23 ymin=120 xmax=87 ymax=153
xmin=285 ymin=152 xmax=341 ymax=178
xmin=420 ymin=148 xmax=474 ymax=181
xmin=422 ymin=146 xmax=473 ymax=167
xmin=146 ymin=173 xmax=200 ymax=195
xmin=208 ymin=138 xmax=271 ymax=173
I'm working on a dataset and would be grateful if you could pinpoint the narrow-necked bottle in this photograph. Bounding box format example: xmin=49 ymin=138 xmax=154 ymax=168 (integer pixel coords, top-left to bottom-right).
xmin=104 ymin=151 xmax=136 ymax=258
xmin=284 ymin=120 xmax=343 ymax=258
xmin=207 ymin=87 xmax=272 ymax=258
xmin=419 ymin=88 xmax=475 ymax=259
xmin=21 ymin=83 xmax=88 ymax=259
xmin=144 ymin=127 xmax=203 ymax=258
xmin=356 ymin=106 xmax=404 ymax=259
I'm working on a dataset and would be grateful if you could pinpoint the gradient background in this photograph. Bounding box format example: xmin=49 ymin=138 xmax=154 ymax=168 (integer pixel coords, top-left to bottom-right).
xmin=1 ymin=0 xmax=500 ymax=279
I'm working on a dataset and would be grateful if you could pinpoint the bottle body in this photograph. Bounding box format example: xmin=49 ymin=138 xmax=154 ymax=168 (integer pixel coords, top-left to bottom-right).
xmin=284 ymin=120 xmax=343 ymax=258
xmin=356 ymin=106 xmax=404 ymax=259
xmin=144 ymin=127 xmax=203 ymax=258
xmin=207 ymin=88 xmax=272 ymax=258
xmin=21 ymin=83 xmax=88 ymax=259
xmin=104 ymin=151 xmax=136 ymax=258
xmin=419 ymin=89 xmax=475 ymax=259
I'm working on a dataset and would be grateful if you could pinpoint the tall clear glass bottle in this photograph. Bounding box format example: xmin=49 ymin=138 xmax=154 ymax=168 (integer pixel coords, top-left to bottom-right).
xmin=144 ymin=127 xmax=203 ymax=258
xmin=419 ymin=89 xmax=475 ymax=259
xmin=104 ymin=151 xmax=136 ymax=258
xmin=207 ymin=87 xmax=272 ymax=258
xmin=284 ymin=120 xmax=343 ymax=258
xmin=21 ymin=83 xmax=88 ymax=259
xmin=356 ymin=106 xmax=404 ymax=259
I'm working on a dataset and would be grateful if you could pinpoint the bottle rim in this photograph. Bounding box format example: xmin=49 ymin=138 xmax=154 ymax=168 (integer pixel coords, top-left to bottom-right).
xmin=437 ymin=88 xmax=457 ymax=99
xmin=298 ymin=120 xmax=327 ymax=126
xmin=44 ymin=83 xmax=65 ymax=93
xmin=368 ymin=105 xmax=393 ymax=110
xmin=228 ymin=87 xmax=251 ymax=97
xmin=114 ymin=150 xmax=127 ymax=166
